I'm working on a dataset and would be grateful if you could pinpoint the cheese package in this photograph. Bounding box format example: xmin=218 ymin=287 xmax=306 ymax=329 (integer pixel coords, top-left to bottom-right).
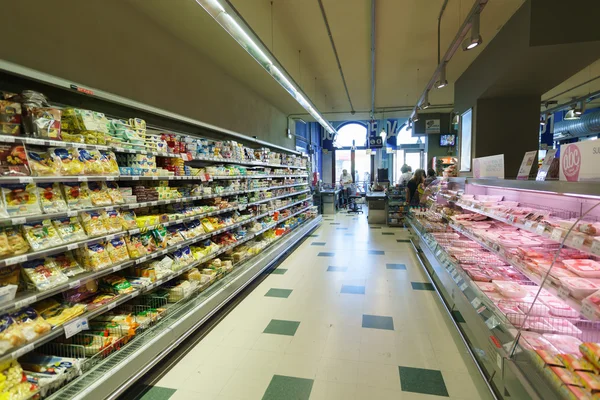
xmin=2 ymin=183 xmax=42 ymax=216
xmin=78 ymin=149 xmax=104 ymax=176
xmin=51 ymin=217 xmax=87 ymax=243
xmin=80 ymin=211 xmax=108 ymax=237
xmin=106 ymin=237 xmax=129 ymax=263
xmin=105 ymin=181 xmax=124 ymax=204
xmin=78 ymin=242 xmax=111 ymax=271
xmin=61 ymin=182 xmax=92 ymax=210
xmin=87 ymin=181 xmax=112 ymax=206
xmin=21 ymin=258 xmax=69 ymax=291
xmin=50 ymin=148 xmax=84 ymax=176
xmin=26 ymin=146 xmax=57 ymax=177
xmin=22 ymin=220 xmax=63 ymax=251
xmin=37 ymin=182 xmax=68 ymax=214
xmin=125 ymin=234 xmax=147 ymax=259
xmin=47 ymin=252 xmax=85 ymax=277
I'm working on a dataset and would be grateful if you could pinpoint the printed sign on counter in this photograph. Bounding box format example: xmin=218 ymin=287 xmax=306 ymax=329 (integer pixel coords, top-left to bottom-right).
xmin=516 ymin=151 xmax=537 ymax=180
xmin=560 ymin=139 xmax=600 ymax=182
xmin=473 ymin=154 xmax=504 ymax=179
xmin=536 ymin=149 xmax=558 ymax=181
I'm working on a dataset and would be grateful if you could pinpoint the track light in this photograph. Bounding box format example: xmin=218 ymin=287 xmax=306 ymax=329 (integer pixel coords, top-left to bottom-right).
xmin=574 ymin=101 xmax=585 ymax=115
xmin=462 ymin=13 xmax=482 ymax=51
xmin=435 ymin=64 xmax=448 ymax=89
xmin=540 ymin=115 xmax=546 ymax=127
xmin=421 ymin=91 xmax=431 ymax=109
xmin=413 ymin=111 xmax=419 ymax=122
xmin=565 ymin=109 xmax=580 ymax=120
xmin=452 ymin=113 xmax=459 ymax=125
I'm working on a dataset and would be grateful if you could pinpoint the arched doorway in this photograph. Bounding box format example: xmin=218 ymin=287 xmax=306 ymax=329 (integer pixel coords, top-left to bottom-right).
xmin=333 ymin=123 xmax=370 ymax=191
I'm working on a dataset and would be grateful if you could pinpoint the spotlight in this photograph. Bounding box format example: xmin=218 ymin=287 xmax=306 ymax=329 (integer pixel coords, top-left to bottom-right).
xmin=574 ymin=101 xmax=585 ymax=115
xmin=422 ymin=91 xmax=431 ymax=109
xmin=564 ymin=109 xmax=580 ymax=120
xmin=462 ymin=13 xmax=482 ymax=51
xmin=435 ymin=64 xmax=448 ymax=89
xmin=413 ymin=111 xmax=419 ymax=122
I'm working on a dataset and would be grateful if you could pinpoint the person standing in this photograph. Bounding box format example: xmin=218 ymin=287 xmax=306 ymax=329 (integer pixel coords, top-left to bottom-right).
xmin=398 ymin=164 xmax=412 ymax=186
xmin=425 ymin=168 xmax=437 ymax=186
xmin=406 ymin=168 xmax=425 ymax=206
xmin=340 ymin=169 xmax=353 ymax=207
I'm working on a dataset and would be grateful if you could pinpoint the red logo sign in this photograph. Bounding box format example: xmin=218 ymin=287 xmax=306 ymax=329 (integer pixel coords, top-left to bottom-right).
xmin=562 ymin=144 xmax=581 ymax=182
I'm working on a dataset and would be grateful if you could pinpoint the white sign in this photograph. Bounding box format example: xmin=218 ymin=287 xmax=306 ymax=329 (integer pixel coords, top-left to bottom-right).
xmin=473 ymin=154 xmax=504 ymax=179
xmin=425 ymin=119 xmax=441 ymax=134
xmin=560 ymin=139 xmax=600 ymax=181
xmin=536 ymin=149 xmax=558 ymax=181
xmin=516 ymin=151 xmax=537 ymax=180
xmin=64 ymin=317 xmax=89 ymax=338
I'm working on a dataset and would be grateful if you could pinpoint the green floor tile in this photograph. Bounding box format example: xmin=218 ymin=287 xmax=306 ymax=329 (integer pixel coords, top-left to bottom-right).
xmin=262 ymin=375 xmax=314 ymax=400
xmin=341 ymin=284 xmax=365 ymax=294
xmin=139 ymin=386 xmax=177 ymax=400
xmin=397 ymin=239 xmax=411 ymax=243
xmin=452 ymin=310 xmax=466 ymax=323
xmin=411 ymin=282 xmax=435 ymax=291
xmin=318 ymin=252 xmax=335 ymax=257
xmin=327 ymin=266 xmax=348 ymax=272
xmin=362 ymin=314 xmax=394 ymax=330
xmin=399 ymin=366 xmax=449 ymax=397
xmin=311 ymin=242 xmax=326 ymax=246
xmin=386 ymin=263 xmax=406 ymax=270
xmin=263 ymin=319 xmax=301 ymax=336
xmin=265 ymin=288 xmax=293 ymax=298
xmin=368 ymin=250 xmax=385 ymax=255
xmin=271 ymin=269 xmax=288 ymax=275
xmin=382 ymin=232 xmax=395 ymax=235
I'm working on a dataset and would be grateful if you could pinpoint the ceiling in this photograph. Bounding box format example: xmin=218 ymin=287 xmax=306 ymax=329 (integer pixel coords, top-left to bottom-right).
xmin=131 ymin=0 xmax=599 ymax=122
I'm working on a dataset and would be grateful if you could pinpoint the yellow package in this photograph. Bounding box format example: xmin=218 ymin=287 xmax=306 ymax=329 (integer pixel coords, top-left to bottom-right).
xmin=125 ymin=234 xmax=147 ymax=259
xmin=120 ymin=210 xmax=137 ymax=230
xmin=2 ymin=183 xmax=42 ymax=217
xmin=5 ymin=228 xmax=29 ymax=255
xmin=80 ymin=211 xmax=108 ymax=237
xmin=0 ymin=229 xmax=11 ymax=257
xmin=102 ymin=210 xmax=123 ymax=233
xmin=87 ymin=181 xmax=112 ymax=206
xmin=26 ymin=147 xmax=57 ymax=176
xmin=61 ymin=182 xmax=93 ymax=210
xmin=106 ymin=237 xmax=130 ymax=263
xmin=78 ymin=149 xmax=104 ymax=175
xmin=201 ymin=218 xmax=214 ymax=232
xmin=22 ymin=220 xmax=63 ymax=251
xmin=50 ymin=148 xmax=84 ymax=176
xmin=79 ymin=242 xmax=111 ymax=271
xmin=99 ymin=151 xmax=119 ymax=175
xmin=106 ymin=181 xmax=124 ymax=204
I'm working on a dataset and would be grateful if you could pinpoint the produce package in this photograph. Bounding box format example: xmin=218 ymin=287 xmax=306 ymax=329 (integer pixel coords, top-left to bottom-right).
xmin=21 ymin=258 xmax=69 ymax=291
xmin=22 ymin=220 xmax=63 ymax=251
xmin=62 ymin=182 xmax=92 ymax=210
xmin=51 ymin=217 xmax=87 ymax=243
xmin=62 ymin=280 xmax=98 ymax=303
xmin=0 ymin=145 xmax=29 ymax=177
xmin=0 ymin=359 xmax=39 ymax=399
xmin=37 ymin=182 xmax=68 ymax=213
xmin=2 ymin=183 xmax=41 ymax=217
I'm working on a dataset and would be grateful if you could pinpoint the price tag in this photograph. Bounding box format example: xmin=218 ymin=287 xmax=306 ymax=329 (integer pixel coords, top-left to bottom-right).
xmin=476 ymin=306 xmax=487 ymax=314
xmin=572 ymin=235 xmax=585 ymax=248
xmin=152 ymin=176 xmax=158 ymax=180
xmin=68 ymin=280 xmax=81 ymax=289
xmin=551 ymin=229 xmax=563 ymax=241
xmin=582 ymin=302 xmax=597 ymax=320
xmin=181 ymin=153 xmax=189 ymax=161
xmin=12 ymin=217 xmax=26 ymax=225
xmin=14 ymin=297 xmax=34 ymax=309
xmin=5 ymin=255 xmax=27 ymax=266
xmin=67 ymin=210 xmax=78 ymax=217
xmin=592 ymin=240 xmax=600 ymax=255
xmin=132 ymin=176 xmax=140 ymax=181
xmin=13 ymin=343 xmax=34 ymax=359
xmin=106 ymin=176 xmax=115 ymax=181
xmin=524 ymin=220 xmax=534 ymax=229
xmin=497 ymin=353 xmax=503 ymax=370
xmin=0 ymin=136 xmax=15 ymax=143
xmin=558 ymin=286 xmax=570 ymax=300
xmin=18 ymin=177 xmax=33 ymax=183
xmin=471 ymin=298 xmax=482 ymax=309
xmin=64 ymin=317 xmax=89 ymax=338
xmin=29 ymin=138 xmax=45 ymax=145
xmin=67 ymin=243 xmax=79 ymax=251
xmin=78 ymin=176 xmax=88 ymax=182
xmin=107 ymin=302 xmax=117 ymax=311
xmin=485 ymin=315 xmax=500 ymax=330
xmin=459 ymin=282 xmax=468 ymax=291
xmin=536 ymin=224 xmax=546 ymax=235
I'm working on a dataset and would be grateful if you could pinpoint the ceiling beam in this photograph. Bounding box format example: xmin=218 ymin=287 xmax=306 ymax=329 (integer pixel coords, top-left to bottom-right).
xmin=370 ymin=0 xmax=376 ymax=119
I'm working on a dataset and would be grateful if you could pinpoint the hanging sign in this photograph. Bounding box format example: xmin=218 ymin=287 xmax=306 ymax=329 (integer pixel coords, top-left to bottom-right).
xmin=536 ymin=149 xmax=558 ymax=181
xmin=473 ymin=154 xmax=504 ymax=179
xmin=560 ymin=140 xmax=600 ymax=182
xmin=516 ymin=150 xmax=537 ymax=180
xmin=425 ymin=119 xmax=441 ymax=134
xmin=369 ymin=136 xmax=383 ymax=149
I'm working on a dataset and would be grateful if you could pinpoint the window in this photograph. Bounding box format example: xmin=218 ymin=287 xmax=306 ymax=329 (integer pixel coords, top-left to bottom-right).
xmin=336 ymin=123 xmax=367 ymax=147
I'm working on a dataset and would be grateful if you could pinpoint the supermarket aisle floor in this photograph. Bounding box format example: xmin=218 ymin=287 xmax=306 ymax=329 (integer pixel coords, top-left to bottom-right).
xmin=143 ymin=213 xmax=494 ymax=400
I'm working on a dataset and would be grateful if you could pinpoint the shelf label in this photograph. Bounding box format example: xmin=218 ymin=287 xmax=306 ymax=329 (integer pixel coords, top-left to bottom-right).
xmin=68 ymin=280 xmax=81 ymax=289
xmin=152 ymin=176 xmax=158 ymax=180
xmin=496 ymin=353 xmax=503 ymax=370
xmin=471 ymin=298 xmax=482 ymax=309
xmin=78 ymin=176 xmax=88 ymax=182
xmin=64 ymin=317 xmax=89 ymax=338
xmin=536 ymin=224 xmax=546 ymax=235
xmin=558 ymin=286 xmax=570 ymax=300
xmin=67 ymin=210 xmax=78 ymax=217
xmin=551 ymin=229 xmax=563 ymax=241
xmin=476 ymin=305 xmax=487 ymax=314
xmin=107 ymin=302 xmax=117 ymax=311
xmin=485 ymin=315 xmax=500 ymax=330
xmin=582 ymin=302 xmax=597 ymax=320
xmin=14 ymin=297 xmax=34 ymax=309
xmin=459 ymin=282 xmax=468 ymax=291
xmin=18 ymin=177 xmax=33 ymax=183
xmin=181 ymin=153 xmax=189 ymax=161
xmin=13 ymin=343 xmax=34 ymax=359
xmin=132 ymin=176 xmax=140 ymax=180
xmin=6 ymin=255 xmax=27 ymax=266
xmin=67 ymin=244 xmax=79 ymax=251
xmin=524 ymin=220 xmax=534 ymax=229
xmin=572 ymin=235 xmax=585 ymax=248
xmin=12 ymin=217 xmax=26 ymax=225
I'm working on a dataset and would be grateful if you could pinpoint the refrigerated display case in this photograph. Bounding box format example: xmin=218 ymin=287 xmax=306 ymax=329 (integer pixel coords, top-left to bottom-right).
xmin=0 ymin=61 xmax=320 ymax=399
xmin=408 ymin=177 xmax=600 ymax=400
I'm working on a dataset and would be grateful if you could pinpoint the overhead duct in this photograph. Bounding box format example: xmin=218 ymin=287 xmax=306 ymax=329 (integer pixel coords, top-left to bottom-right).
xmin=553 ymin=110 xmax=600 ymax=140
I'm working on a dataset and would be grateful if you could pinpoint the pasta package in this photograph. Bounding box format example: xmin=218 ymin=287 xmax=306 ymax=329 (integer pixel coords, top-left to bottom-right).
xmin=48 ymin=252 xmax=85 ymax=277
xmin=26 ymin=146 xmax=57 ymax=177
xmin=62 ymin=182 xmax=92 ymax=210
xmin=125 ymin=234 xmax=147 ymax=259
xmin=21 ymin=258 xmax=68 ymax=291
xmin=37 ymin=182 xmax=68 ymax=214
xmin=106 ymin=237 xmax=129 ymax=263
xmin=106 ymin=181 xmax=124 ymax=204
xmin=78 ymin=242 xmax=111 ymax=271
xmin=51 ymin=148 xmax=85 ymax=176
xmin=102 ymin=210 xmax=123 ymax=234
xmin=22 ymin=220 xmax=63 ymax=251
xmin=88 ymin=181 xmax=112 ymax=206
xmin=6 ymin=227 xmax=29 ymax=255
xmin=2 ymin=183 xmax=42 ymax=216
xmin=27 ymin=107 xmax=62 ymax=140
xmin=52 ymin=217 xmax=87 ymax=243
xmin=151 ymin=226 xmax=168 ymax=249
xmin=98 ymin=151 xmax=119 ymax=176
xmin=140 ymin=232 xmax=157 ymax=254
xmin=0 ymin=229 xmax=12 ymax=257
xmin=120 ymin=210 xmax=137 ymax=230
xmin=0 ymin=145 xmax=29 ymax=177
xmin=78 ymin=149 xmax=104 ymax=176
xmin=0 ymin=265 xmax=20 ymax=287
xmin=80 ymin=211 xmax=108 ymax=237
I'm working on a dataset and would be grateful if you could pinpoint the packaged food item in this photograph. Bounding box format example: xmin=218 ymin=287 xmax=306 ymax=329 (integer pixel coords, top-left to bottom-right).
xmin=0 ymin=314 xmax=25 ymax=354
xmin=535 ymin=350 xmax=564 ymax=367
xmin=492 ymin=280 xmax=528 ymax=298
xmin=563 ymin=260 xmax=600 ymax=279
xmin=580 ymin=343 xmax=600 ymax=370
xmin=9 ymin=307 xmax=52 ymax=341
xmin=34 ymin=299 xmax=86 ymax=327
xmin=51 ymin=148 xmax=85 ymax=176
xmin=151 ymin=226 xmax=168 ymax=249
xmin=98 ymin=151 xmax=119 ymax=175
xmin=87 ymin=181 xmax=112 ymax=206
xmin=540 ymin=296 xmax=580 ymax=318
xmin=2 ymin=183 xmax=42 ymax=216
xmin=5 ymin=227 xmax=30 ymax=255
xmin=120 ymin=210 xmax=137 ymax=230
xmin=548 ymin=366 xmax=582 ymax=387
xmin=140 ymin=232 xmax=157 ymax=254
xmin=51 ymin=217 xmax=87 ymax=243
xmin=22 ymin=220 xmax=63 ymax=251
xmin=37 ymin=182 xmax=68 ymax=214
xmin=576 ymin=371 xmax=600 ymax=392
xmin=0 ymin=145 xmax=29 ymax=176
xmin=106 ymin=237 xmax=129 ymax=263
xmin=125 ymin=234 xmax=147 ymax=259
xmin=105 ymin=181 xmax=124 ymax=204
xmin=545 ymin=334 xmax=583 ymax=354
xmin=0 ymin=265 xmax=20 ymax=287
xmin=558 ymin=354 xmax=596 ymax=372
xmin=26 ymin=146 xmax=57 ymax=176
xmin=166 ymin=225 xmax=185 ymax=246
xmin=0 ymin=100 xmax=22 ymax=135
xmin=100 ymin=275 xmax=134 ymax=295
xmin=21 ymin=258 xmax=69 ymax=291
xmin=101 ymin=210 xmax=123 ymax=233
xmin=26 ymin=107 xmax=61 ymax=139
xmin=62 ymin=280 xmax=98 ymax=303
xmin=78 ymin=242 xmax=111 ymax=271
xmin=62 ymin=182 xmax=92 ymax=210
xmin=78 ymin=149 xmax=104 ymax=175
xmin=47 ymin=252 xmax=85 ymax=277
xmin=0 ymin=229 xmax=12 ymax=258
xmin=80 ymin=211 xmax=108 ymax=237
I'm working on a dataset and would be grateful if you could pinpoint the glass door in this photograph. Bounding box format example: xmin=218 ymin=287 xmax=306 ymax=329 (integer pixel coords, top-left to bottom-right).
xmin=404 ymin=149 xmax=424 ymax=171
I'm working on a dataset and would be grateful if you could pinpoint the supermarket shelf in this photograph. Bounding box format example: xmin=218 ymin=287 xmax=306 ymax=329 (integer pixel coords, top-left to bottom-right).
xmin=0 ymin=205 xmax=314 ymax=364
xmin=456 ymin=201 xmax=600 ymax=258
xmin=466 ymin=178 xmax=600 ymax=197
xmin=448 ymin=221 xmax=585 ymax=317
xmin=56 ymin=214 xmax=321 ymax=400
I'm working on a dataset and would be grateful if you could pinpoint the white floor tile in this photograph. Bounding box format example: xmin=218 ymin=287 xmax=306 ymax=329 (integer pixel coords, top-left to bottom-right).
xmin=315 ymin=358 xmax=360 ymax=384
xmin=309 ymin=379 xmax=358 ymax=400
xmin=189 ymin=365 xmax=236 ymax=395
xmin=274 ymin=352 xmax=321 ymax=379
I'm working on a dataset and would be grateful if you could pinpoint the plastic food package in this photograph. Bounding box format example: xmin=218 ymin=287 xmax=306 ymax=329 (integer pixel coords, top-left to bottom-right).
xmin=539 ymin=297 xmax=580 ymax=318
xmin=0 ymin=145 xmax=29 ymax=176
xmin=98 ymin=151 xmax=119 ymax=175
xmin=5 ymin=227 xmax=29 ymax=255
xmin=48 ymin=252 xmax=85 ymax=277
xmin=21 ymin=258 xmax=69 ymax=291
xmin=22 ymin=220 xmax=63 ymax=251
xmin=51 ymin=217 xmax=87 ymax=243
xmin=580 ymin=343 xmax=600 ymax=370
xmin=34 ymin=299 xmax=86 ymax=327
xmin=558 ymin=354 xmax=596 ymax=372
xmin=88 ymin=181 xmax=112 ymax=206
xmin=50 ymin=148 xmax=84 ymax=176
xmin=80 ymin=211 xmax=108 ymax=237
xmin=10 ymin=307 xmax=52 ymax=344
xmin=105 ymin=181 xmax=124 ymax=204
xmin=106 ymin=237 xmax=129 ymax=263
xmin=544 ymin=334 xmax=583 ymax=354
xmin=0 ymin=100 xmax=22 ymax=135
xmin=151 ymin=226 xmax=168 ymax=249
xmin=26 ymin=146 xmax=57 ymax=177
xmin=559 ymin=277 xmax=600 ymax=300
xmin=125 ymin=234 xmax=147 ymax=259
xmin=101 ymin=210 xmax=122 ymax=234
xmin=26 ymin=107 xmax=62 ymax=139
xmin=62 ymin=280 xmax=98 ymax=303
xmin=563 ymin=259 xmax=600 ymax=278
xmin=0 ymin=265 xmax=20 ymax=287
xmin=2 ymin=183 xmax=42 ymax=216
xmin=493 ymin=280 xmax=528 ymax=298
xmin=100 ymin=275 xmax=134 ymax=295
xmin=140 ymin=232 xmax=157 ymax=254
xmin=0 ymin=314 xmax=26 ymax=354
xmin=0 ymin=230 xmax=12 ymax=258
xmin=78 ymin=149 xmax=104 ymax=175
xmin=120 ymin=210 xmax=137 ymax=230
xmin=78 ymin=242 xmax=111 ymax=271
xmin=62 ymin=182 xmax=92 ymax=210
xmin=37 ymin=182 xmax=68 ymax=213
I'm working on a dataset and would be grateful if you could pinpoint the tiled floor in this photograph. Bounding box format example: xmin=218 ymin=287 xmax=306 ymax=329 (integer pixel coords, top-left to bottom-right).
xmin=149 ymin=212 xmax=493 ymax=400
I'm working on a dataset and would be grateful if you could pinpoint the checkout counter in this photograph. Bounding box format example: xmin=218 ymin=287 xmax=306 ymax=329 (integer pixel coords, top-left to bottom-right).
xmin=365 ymin=191 xmax=387 ymax=224
xmin=316 ymin=188 xmax=341 ymax=214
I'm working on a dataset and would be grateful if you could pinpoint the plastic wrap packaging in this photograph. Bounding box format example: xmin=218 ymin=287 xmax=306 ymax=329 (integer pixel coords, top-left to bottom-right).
xmin=80 ymin=211 xmax=108 ymax=237
xmin=26 ymin=146 xmax=57 ymax=177
xmin=99 ymin=151 xmax=119 ymax=175
xmin=33 ymin=298 xmax=86 ymax=327
xmin=2 ymin=183 xmax=41 ymax=217
xmin=9 ymin=307 xmax=52 ymax=342
xmin=5 ymin=228 xmax=29 ymax=255
xmin=51 ymin=217 xmax=87 ymax=243
xmin=102 ymin=210 xmax=123 ymax=234
xmin=105 ymin=181 xmax=124 ymax=204
xmin=47 ymin=252 xmax=85 ymax=277
xmin=22 ymin=258 xmax=69 ymax=291
xmin=120 ymin=210 xmax=137 ymax=230
xmin=124 ymin=235 xmax=146 ymax=259
xmin=0 ymin=100 xmax=22 ymax=135
xmin=78 ymin=149 xmax=104 ymax=176
xmin=140 ymin=232 xmax=157 ymax=254
xmin=77 ymin=242 xmax=111 ymax=271
xmin=88 ymin=181 xmax=112 ymax=206
xmin=0 ymin=145 xmax=29 ymax=177
xmin=151 ymin=226 xmax=168 ymax=249
xmin=62 ymin=182 xmax=92 ymax=210
xmin=62 ymin=280 xmax=98 ymax=303
xmin=100 ymin=275 xmax=134 ymax=295
xmin=0 ymin=315 xmax=26 ymax=354
xmin=26 ymin=107 xmax=61 ymax=140
xmin=106 ymin=237 xmax=129 ymax=263
xmin=22 ymin=220 xmax=63 ymax=251
xmin=37 ymin=182 xmax=68 ymax=214
xmin=50 ymin=148 xmax=84 ymax=176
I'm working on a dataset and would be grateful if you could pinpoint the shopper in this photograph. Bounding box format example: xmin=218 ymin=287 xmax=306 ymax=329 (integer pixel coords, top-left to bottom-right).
xmin=425 ymin=168 xmax=437 ymax=186
xmin=340 ymin=169 xmax=353 ymax=207
xmin=406 ymin=168 xmax=425 ymax=206
xmin=398 ymin=164 xmax=412 ymax=186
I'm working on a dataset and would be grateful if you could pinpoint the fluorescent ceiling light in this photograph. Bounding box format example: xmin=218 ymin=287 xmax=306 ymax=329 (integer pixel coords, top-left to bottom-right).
xmin=195 ymin=0 xmax=336 ymax=136
xmin=435 ymin=64 xmax=448 ymax=89
xmin=462 ymin=13 xmax=482 ymax=51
